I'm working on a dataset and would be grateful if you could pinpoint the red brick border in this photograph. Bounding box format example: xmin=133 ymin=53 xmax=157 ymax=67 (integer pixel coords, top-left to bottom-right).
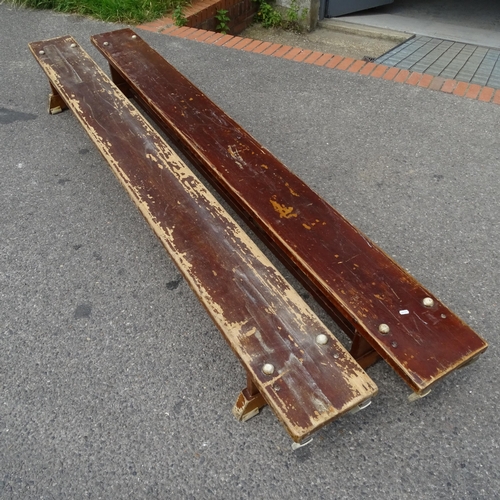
xmin=136 ymin=25 xmax=500 ymax=105
xmin=138 ymin=0 xmax=257 ymax=35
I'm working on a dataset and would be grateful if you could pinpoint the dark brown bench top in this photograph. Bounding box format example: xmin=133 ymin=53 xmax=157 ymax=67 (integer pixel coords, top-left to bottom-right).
xmin=29 ymin=35 xmax=377 ymax=443
xmin=91 ymin=28 xmax=487 ymax=396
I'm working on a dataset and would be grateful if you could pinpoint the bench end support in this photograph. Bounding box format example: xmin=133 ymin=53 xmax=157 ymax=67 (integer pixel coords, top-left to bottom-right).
xmin=48 ymin=83 xmax=67 ymax=115
xmin=109 ymin=65 xmax=133 ymax=98
xmin=408 ymin=388 xmax=432 ymax=402
xmin=350 ymin=332 xmax=381 ymax=369
xmin=232 ymin=373 xmax=268 ymax=422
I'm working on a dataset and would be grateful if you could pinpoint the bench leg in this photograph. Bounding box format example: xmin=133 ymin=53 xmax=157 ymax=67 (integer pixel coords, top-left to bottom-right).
xmin=408 ymin=387 xmax=432 ymax=402
xmin=48 ymin=82 xmax=68 ymax=115
xmin=232 ymin=372 xmax=268 ymax=422
xmin=350 ymin=332 xmax=381 ymax=369
xmin=109 ymin=65 xmax=133 ymax=98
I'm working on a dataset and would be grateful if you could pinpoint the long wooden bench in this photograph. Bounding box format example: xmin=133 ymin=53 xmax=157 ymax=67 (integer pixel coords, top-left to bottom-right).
xmin=29 ymin=35 xmax=378 ymax=446
xmin=91 ymin=28 xmax=488 ymax=398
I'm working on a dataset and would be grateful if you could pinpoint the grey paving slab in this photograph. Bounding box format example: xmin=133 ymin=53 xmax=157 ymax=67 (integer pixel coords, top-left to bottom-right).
xmin=376 ymin=40 xmax=415 ymax=64
xmin=1 ymin=4 xmax=500 ymax=500
xmin=377 ymin=35 xmax=500 ymax=87
xmin=487 ymin=59 xmax=500 ymax=87
xmin=415 ymin=41 xmax=454 ymax=67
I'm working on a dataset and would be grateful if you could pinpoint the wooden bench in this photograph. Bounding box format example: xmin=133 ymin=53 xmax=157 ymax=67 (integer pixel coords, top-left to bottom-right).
xmin=91 ymin=28 xmax=488 ymax=398
xmin=29 ymin=35 xmax=378 ymax=446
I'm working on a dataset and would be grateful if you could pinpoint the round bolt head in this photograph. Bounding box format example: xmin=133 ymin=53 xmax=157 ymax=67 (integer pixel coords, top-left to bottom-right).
xmin=39 ymin=50 xmax=45 ymax=55
xmin=378 ymin=323 xmax=390 ymax=334
xmin=316 ymin=333 xmax=328 ymax=345
xmin=103 ymin=41 xmax=109 ymax=46
xmin=423 ymin=297 xmax=435 ymax=308
xmin=391 ymin=341 xmax=398 ymax=348
xmin=70 ymin=43 xmax=76 ymax=48
xmin=333 ymin=353 xmax=340 ymax=359
xmin=262 ymin=363 xmax=275 ymax=375
xmin=132 ymin=34 xmax=137 ymax=39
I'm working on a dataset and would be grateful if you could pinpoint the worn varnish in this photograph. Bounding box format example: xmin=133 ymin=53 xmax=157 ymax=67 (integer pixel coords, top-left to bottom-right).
xmin=91 ymin=28 xmax=488 ymax=395
xmin=29 ymin=36 xmax=378 ymax=443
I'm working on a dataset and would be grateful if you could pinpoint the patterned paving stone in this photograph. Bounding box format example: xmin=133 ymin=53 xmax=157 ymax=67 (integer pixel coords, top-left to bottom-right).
xmin=376 ymin=35 xmax=500 ymax=88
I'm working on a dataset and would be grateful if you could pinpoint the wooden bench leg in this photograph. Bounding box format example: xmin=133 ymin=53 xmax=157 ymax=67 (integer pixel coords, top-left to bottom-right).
xmin=109 ymin=65 xmax=133 ymax=98
xmin=48 ymin=82 xmax=68 ymax=115
xmin=408 ymin=388 xmax=432 ymax=402
xmin=350 ymin=332 xmax=381 ymax=369
xmin=232 ymin=372 xmax=268 ymax=422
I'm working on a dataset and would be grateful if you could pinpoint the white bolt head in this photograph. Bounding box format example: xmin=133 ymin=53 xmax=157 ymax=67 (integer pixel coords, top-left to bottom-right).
xmin=103 ymin=41 xmax=109 ymax=46
xmin=379 ymin=323 xmax=390 ymax=334
xmin=70 ymin=43 xmax=76 ymax=48
xmin=39 ymin=50 xmax=45 ymax=55
xmin=423 ymin=297 xmax=435 ymax=308
xmin=132 ymin=34 xmax=137 ymax=39
xmin=262 ymin=363 xmax=275 ymax=375
xmin=316 ymin=334 xmax=328 ymax=345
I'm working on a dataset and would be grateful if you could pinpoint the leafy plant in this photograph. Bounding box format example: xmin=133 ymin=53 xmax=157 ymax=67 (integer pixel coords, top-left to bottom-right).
xmin=254 ymin=0 xmax=308 ymax=32
xmin=287 ymin=0 xmax=299 ymax=23
xmin=215 ymin=8 xmax=230 ymax=34
xmin=256 ymin=0 xmax=282 ymax=28
xmin=173 ymin=2 xmax=188 ymax=27
xmin=282 ymin=0 xmax=308 ymax=32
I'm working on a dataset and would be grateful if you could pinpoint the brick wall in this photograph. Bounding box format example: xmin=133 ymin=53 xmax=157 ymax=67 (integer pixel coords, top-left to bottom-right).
xmin=186 ymin=0 xmax=258 ymax=35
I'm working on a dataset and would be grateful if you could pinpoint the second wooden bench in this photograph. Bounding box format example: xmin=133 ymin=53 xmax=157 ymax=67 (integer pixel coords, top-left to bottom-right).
xmin=91 ymin=28 xmax=488 ymax=399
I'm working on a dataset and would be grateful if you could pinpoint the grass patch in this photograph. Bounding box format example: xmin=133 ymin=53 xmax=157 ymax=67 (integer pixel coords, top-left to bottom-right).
xmin=6 ymin=0 xmax=180 ymax=24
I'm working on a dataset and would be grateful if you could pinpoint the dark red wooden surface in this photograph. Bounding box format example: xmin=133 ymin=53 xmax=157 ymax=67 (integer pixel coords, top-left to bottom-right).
xmin=29 ymin=36 xmax=377 ymax=442
xmin=91 ymin=28 xmax=488 ymax=394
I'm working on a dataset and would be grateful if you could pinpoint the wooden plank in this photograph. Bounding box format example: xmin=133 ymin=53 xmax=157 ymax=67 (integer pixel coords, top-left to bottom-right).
xmin=29 ymin=36 xmax=377 ymax=443
xmin=91 ymin=28 xmax=488 ymax=395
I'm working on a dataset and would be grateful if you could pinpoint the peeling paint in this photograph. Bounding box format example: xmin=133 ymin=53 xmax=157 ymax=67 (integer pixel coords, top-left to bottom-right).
xmin=285 ymin=182 xmax=300 ymax=197
xmin=270 ymin=198 xmax=297 ymax=219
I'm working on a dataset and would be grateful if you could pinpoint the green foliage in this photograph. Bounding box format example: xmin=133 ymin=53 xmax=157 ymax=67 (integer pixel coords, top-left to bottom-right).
xmin=254 ymin=0 xmax=308 ymax=32
xmin=256 ymin=0 xmax=282 ymax=28
xmin=215 ymin=8 xmax=230 ymax=34
xmin=282 ymin=0 xmax=308 ymax=32
xmin=173 ymin=2 xmax=188 ymax=27
xmin=7 ymin=0 xmax=177 ymax=24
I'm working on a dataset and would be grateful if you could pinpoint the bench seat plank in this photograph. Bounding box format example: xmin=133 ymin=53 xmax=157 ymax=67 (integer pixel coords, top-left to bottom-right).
xmin=29 ymin=36 xmax=377 ymax=442
xmin=91 ymin=28 xmax=487 ymax=395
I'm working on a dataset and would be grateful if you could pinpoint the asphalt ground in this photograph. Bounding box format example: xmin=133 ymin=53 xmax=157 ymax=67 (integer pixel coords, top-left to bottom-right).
xmin=1 ymin=4 xmax=499 ymax=499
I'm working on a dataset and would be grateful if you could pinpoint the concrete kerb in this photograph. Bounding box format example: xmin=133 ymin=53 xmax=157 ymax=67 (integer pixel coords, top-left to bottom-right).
xmin=318 ymin=19 xmax=412 ymax=43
